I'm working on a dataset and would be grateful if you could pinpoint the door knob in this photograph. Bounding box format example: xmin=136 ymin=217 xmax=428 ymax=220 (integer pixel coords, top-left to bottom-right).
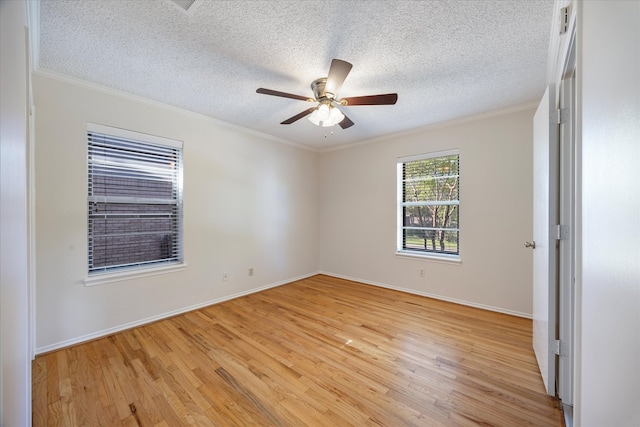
xmin=524 ymin=241 xmax=536 ymax=249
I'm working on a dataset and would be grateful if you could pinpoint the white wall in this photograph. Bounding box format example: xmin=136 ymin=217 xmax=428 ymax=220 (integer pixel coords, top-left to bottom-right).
xmin=0 ymin=0 xmax=32 ymax=424
xmin=33 ymin=73 xmax=319 ymax=352
xmin=319 ymin=107 xmax=535 ymax=317
xmin=576 ymin=1 xmax=640 ymax=425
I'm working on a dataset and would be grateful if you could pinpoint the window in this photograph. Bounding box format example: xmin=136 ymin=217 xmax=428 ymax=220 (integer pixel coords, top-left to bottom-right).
xmin=87 ymin=124 xmax=183 ymax=275
xmin=397 ymin=150 xmax=460 ymax=258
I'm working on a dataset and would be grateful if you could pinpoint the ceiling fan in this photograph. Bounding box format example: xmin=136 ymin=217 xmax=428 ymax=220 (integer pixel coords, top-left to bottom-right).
xmin=256 ymin=59 xmax=398 ymax=129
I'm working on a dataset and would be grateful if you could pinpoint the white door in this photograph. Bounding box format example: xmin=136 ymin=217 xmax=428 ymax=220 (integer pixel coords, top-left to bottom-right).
xmin=532 ymin=84 xmax=559 ymax=396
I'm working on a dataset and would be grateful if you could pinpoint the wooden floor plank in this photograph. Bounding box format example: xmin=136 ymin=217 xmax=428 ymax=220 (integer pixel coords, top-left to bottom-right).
xmin=31 ymin=354 xmax=48 ymax=427
xmin=33 ymin=274 xmax=563 ymax=426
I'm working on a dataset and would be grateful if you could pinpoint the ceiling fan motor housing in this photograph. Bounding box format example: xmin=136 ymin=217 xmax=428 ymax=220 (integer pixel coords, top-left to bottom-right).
xmin=311 ymin=78 xmax=333 ymax=100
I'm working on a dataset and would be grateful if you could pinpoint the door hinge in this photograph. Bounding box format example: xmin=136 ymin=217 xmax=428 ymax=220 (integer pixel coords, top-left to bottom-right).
xmin=551 ymin=339 xmax=564 ymax=356
xmin=556 ymin=108 xmax=569 ymax=124
xmin=550 ymin=224 xmax=569 ymax=240
xmin=559 ymin=5 xmax=571 ymax=35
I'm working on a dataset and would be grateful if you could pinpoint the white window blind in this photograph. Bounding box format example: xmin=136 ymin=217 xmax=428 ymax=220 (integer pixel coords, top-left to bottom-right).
xmin=398 ymin=150 xmax=460 ymax=257
xmin=87 ymin=125 xmax=183 ymax=274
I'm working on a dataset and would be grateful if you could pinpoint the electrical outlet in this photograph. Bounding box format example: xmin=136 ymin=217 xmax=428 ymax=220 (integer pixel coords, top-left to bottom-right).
xmin=248 ymin=268 xmax=254 ymax=276
xmin=223 ymin=272 xmax=228 ymax=281
xmin=419 ymin=268 xmax=425 ymax=277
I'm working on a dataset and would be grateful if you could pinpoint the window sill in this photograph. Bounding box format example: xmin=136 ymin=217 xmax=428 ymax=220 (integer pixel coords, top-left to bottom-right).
xmin=84 ymin=263 xmax=186 ymax=287
xmin=395 ymin=251 xmax=461 ymax=264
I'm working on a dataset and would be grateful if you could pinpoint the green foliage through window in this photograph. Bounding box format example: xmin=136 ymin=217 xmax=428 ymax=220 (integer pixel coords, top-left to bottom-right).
xmin=399 ymin=152 xmax=459 ymax=256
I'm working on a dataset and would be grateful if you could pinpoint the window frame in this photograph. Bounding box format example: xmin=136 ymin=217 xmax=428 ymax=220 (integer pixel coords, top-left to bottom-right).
xmin=84 ymin=123 xmax=185 ymax=286
xmin=396 ymin=149 xmax=461 ymax=262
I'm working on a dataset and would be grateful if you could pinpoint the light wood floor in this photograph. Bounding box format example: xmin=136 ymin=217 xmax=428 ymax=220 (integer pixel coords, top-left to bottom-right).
xmin=32 ymin=275 xmax=563 ymax=426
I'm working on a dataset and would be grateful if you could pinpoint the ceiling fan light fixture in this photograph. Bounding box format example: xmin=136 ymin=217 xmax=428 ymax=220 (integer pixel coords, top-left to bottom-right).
xmin=307 ymin=109 xmax=321 ymax=126
xmin=308 ymin=104 xmax=344 ymax=127
xmin=324 ymin=106 xmax=345 ymax=127
xmin=316 ymin=103 xmax=330 ymax=121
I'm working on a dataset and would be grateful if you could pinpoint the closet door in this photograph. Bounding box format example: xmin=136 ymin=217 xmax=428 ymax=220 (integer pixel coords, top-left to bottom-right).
xmin=532 ymin=84 xmax=559 ymax=396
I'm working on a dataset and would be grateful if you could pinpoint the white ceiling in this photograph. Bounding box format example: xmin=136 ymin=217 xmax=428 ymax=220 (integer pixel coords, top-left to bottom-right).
xmin=37 ymin=0 xmax=554 ymax=150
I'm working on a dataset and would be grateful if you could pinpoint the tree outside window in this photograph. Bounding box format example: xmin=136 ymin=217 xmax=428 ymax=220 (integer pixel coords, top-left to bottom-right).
xmin=398 ymin=151 xmax=459 ymax=257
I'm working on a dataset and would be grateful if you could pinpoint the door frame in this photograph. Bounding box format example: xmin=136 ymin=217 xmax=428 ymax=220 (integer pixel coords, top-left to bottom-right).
xmin=544 ymin=1 xmax=578 ymax=423
xmin=557 ymin=20 xmax=577 ymax=411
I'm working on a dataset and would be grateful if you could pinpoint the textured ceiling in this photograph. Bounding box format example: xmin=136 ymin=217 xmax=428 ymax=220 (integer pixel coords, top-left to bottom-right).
xmin=37 ymin=0 xmax=554 ymax=150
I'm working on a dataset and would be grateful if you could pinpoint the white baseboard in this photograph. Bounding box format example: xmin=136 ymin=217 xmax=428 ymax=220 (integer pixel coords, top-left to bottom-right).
xmin=318 ymin=271 xmax=532 ymax=319
xmin=35 ymin=271 xmax=319 ymax=354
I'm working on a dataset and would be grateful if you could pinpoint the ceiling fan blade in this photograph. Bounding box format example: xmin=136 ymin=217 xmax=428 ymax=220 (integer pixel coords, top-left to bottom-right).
xmin=257 ymin=88 xmax=311 ymax=101
xmin=341 ymin=93 xmax=398 ymax=106
xmin=339 ymin=114 xmax=354 ymax=129
xmin=325 ymin=59 xmax=353 ymax=97
xmin=280 ymin=107 xmax=316 ymax=125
